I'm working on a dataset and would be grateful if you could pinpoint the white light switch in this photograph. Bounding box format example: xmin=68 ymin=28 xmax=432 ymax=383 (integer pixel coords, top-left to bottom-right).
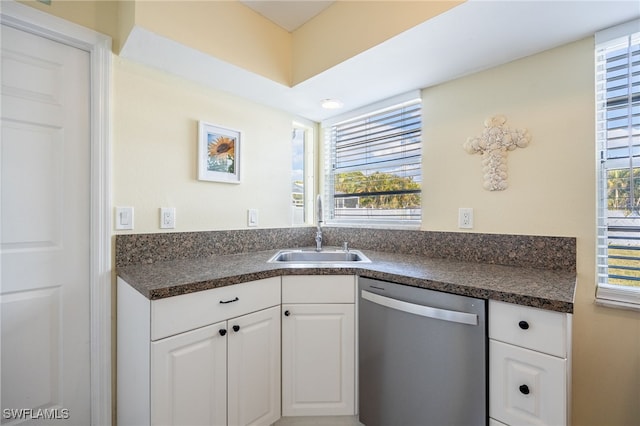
xmin=160 ymin=207 xmax=176 ymax=229
xmin=248 ymin=209 xmax=258 ymax=227
xmin=115 ymin=207 xmax=134 ymax=230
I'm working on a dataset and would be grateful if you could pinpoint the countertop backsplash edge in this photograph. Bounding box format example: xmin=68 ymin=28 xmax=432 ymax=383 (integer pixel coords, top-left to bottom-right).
xmin=115 ymin=227 xmax=576 ymax=272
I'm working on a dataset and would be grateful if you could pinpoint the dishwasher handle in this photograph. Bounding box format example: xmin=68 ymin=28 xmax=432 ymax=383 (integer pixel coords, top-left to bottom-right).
xmin=361 ymin=289 xmax=478 ymax=326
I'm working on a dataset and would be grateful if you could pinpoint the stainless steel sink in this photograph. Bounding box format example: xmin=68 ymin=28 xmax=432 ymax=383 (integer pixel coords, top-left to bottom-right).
xmin=268 ymin=249 xmax=371 ymax=264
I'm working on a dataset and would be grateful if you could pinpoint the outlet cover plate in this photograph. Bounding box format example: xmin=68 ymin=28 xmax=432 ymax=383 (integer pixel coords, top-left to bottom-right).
xmin=160 ymin=207 xmax=176 ymax=229
xmin=458 ymin=208 xmax=473 ymax=229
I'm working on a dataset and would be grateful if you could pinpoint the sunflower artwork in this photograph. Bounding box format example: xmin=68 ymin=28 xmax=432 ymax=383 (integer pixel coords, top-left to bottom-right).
xmin=198 ymin=121 xmax=241 ymax=183
xmin=207 ymin=135 xmax=235 ymax=173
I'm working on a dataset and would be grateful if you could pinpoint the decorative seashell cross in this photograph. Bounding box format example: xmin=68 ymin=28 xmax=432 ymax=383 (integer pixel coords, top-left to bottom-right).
xmin=463 ymin=116 xmax=531 ymax=191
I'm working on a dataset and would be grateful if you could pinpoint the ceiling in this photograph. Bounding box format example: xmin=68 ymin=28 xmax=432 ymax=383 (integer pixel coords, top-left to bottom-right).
xmin=240 ymin=0 xmax=334 ymax=32
xmin=120 ymin=0 xmax=640 ymax=122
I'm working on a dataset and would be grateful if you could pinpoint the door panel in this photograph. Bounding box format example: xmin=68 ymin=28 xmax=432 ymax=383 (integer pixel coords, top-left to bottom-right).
xmin=1 ymin=23 xmax=91 ymax=424
xmin=2 ymin=123 xmax=63 ymax=254
xmin=228 ymin=306 xmax=281 ymax=426
xmin=1 ymin=288 xmax=61 ymax=410
xmin=282 ymin=303 xmax=355 ymax=416
xmin=151 ymin=323 xmax=227 ymax=426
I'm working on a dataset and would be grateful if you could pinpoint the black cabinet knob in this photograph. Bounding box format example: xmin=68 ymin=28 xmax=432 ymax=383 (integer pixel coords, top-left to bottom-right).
xmin=232 ymin=325 xmax=240 ymax=332
xmin=519 ymin=384 xmax=530 ymax=395
xmin=219 ymin=329 xmax=227 ymax=336
xmin=284 ymin=310 xmax=290 ymax=317
xmin=518 ymin=320 xmax=530 ymax=330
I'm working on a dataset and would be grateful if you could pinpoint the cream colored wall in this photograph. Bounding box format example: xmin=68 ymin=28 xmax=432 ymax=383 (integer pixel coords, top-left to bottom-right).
xmin=18 ymin=0 xmax=121 ymax=49
xmin=113 ymin=57 xmax=296 ymax=233
xmin=422 ymin=37 xmax=639 ymax=425
xmin=130 ymin=0 xmax=292 ymax=85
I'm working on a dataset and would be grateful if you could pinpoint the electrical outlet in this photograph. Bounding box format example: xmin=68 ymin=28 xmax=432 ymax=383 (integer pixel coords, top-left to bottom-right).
xmin=160 ymin=207 xmax=176 ymax=229
xmin=458 ymin=208 xmax=473 ymax=229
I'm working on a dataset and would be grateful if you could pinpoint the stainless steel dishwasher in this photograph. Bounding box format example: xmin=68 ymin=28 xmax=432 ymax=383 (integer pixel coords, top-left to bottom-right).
xmin=358 ymin=277 xmax=487 ymax=426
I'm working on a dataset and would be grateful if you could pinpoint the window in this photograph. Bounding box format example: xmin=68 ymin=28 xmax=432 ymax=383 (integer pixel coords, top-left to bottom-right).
xmin=292 ymin=123 xmax=314 ymax=225
xmin=322 ymin=92 xmax=422 ymax=227
xmin=596 ymin=19 xmax=640 ymax=310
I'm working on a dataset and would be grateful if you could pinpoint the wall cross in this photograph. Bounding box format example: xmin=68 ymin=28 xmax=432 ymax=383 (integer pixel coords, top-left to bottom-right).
xmin=463 ymin=115 xmax=531 ymax=191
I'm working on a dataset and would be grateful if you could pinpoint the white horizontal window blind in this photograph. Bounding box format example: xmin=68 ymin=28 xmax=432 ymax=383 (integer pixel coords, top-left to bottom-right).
xmin=324 ymin=96 xmax=422 ymax=226
xmin=596 ymin=19 xmax=640 ymax=310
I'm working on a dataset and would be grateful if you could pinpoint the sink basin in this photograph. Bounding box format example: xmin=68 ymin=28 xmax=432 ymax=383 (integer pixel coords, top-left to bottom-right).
xmin=268 ymin=249 xmax=371 ymax=264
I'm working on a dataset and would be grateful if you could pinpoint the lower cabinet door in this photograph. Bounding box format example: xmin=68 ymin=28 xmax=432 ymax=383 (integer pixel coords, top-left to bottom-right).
xmin=490 ymin=340 xmax=567 ymax=426
xmin=227 ymin=305 xmax=281 ymax=426
xmin=151 ymin=322 xmax=227 ymax=426
xmin=282 ymin=303 xmax=355 ymax=416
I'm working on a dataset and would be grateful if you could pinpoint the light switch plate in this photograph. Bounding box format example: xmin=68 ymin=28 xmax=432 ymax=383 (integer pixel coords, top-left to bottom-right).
xmin=115 ymin=207 xmax=134 ymax=230
xmin=247 ymin=209 xmax=258 ymax=227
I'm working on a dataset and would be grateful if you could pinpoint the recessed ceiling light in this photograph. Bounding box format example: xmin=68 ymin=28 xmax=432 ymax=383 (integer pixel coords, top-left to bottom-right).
xmin=321 ymin=99 xmax=343 ymax=109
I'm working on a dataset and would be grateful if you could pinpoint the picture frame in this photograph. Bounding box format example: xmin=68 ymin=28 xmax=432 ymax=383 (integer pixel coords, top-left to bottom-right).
xmin=198 ymin=121 xmax=241 ymax=183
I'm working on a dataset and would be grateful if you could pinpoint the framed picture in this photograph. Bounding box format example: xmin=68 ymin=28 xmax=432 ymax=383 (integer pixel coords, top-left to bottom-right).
xmin=198 ymin=121 xmax=241 ymax=183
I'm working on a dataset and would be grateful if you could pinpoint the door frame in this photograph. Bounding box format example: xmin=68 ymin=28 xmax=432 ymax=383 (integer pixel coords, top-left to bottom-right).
xmin=0 ymin=2 xmax=112 ymax=425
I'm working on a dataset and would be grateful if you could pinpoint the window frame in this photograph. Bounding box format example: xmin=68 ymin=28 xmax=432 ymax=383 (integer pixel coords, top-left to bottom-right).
xmin=595 ymin=19 xmax=640 ymax=311
xmin=291 ymin=122 xmax=315 ymax=226
xmin=321 ymin=91 xmax=422 ymax=229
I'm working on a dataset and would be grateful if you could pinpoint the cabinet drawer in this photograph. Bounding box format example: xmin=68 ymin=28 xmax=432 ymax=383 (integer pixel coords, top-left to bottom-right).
xmin=282 ymin=275 xmax=355 ymax=303
xmin=489 ymin=300 xmax=568 ymax=357
xmin=490 ymin=340 xmax=567 ymax=426
xmin=151 ymin=277 xmax=281 ymax=340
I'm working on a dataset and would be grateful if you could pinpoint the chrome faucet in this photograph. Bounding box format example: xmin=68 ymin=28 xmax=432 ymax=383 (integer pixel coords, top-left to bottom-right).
xmin=315 ymin=194 xmax=323 ymax=252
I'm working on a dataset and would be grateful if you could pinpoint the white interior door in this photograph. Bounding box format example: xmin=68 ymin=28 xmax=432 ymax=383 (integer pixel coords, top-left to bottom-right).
xmin=1 ymin=23 xmax=91 ymax=425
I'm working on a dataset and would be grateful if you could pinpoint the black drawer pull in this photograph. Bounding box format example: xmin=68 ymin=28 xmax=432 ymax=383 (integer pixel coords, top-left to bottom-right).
xmin=284 ymin=310 xmax=290 ymax=317
xmin=219 ymin=329 xmax=227 ymax=336
xmin=220 ymin=297 xmax=239 ymax=304
xmin=518 ymin=320 xmax=530 ymax=330
xmin=519 ymin=384 xmax=530 ymax=395
xmin=232 ymin=325 xmax=240 ymax=332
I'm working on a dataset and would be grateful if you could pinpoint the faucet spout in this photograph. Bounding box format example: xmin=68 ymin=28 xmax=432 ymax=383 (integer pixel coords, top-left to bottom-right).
xmin=315 ymin=194 xmax=323 ymax=251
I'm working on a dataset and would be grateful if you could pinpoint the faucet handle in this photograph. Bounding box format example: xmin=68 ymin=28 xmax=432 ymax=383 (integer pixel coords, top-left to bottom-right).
xmin=343 ymin=242 xmax=349 ymax=252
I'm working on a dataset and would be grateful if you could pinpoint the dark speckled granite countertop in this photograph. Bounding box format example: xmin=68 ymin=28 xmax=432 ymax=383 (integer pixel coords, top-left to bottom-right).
xmin=117 ymin=248 xmax=576 ymax=313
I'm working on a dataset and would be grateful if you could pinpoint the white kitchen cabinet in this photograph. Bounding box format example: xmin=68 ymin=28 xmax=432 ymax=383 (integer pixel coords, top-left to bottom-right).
xmin=489 ymin=300 xmax=572 ymax=426
xmin=151 ymin=321 xmax=227 ymax=426
xmin=227 ymin=306 xmax=281 ymax=426
xmin=281 ymin=275 xmax=356 ymax=417
xmin=118 ymin=276 xmax=281 ymax=426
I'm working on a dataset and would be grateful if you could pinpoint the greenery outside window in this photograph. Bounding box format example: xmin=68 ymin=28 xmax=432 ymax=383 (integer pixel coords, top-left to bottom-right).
xmin=596 ymin=19 xmax=640 ymax=310
xmin=322 ymin=92 xmax=422 ymax=227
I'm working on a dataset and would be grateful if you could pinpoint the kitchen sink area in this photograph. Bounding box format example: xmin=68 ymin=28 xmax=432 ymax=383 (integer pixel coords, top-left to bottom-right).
xmin=268 ymin=248 xmax=371 ymax=264
xmin=115 ymin=227 xmax=577 ymax=426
